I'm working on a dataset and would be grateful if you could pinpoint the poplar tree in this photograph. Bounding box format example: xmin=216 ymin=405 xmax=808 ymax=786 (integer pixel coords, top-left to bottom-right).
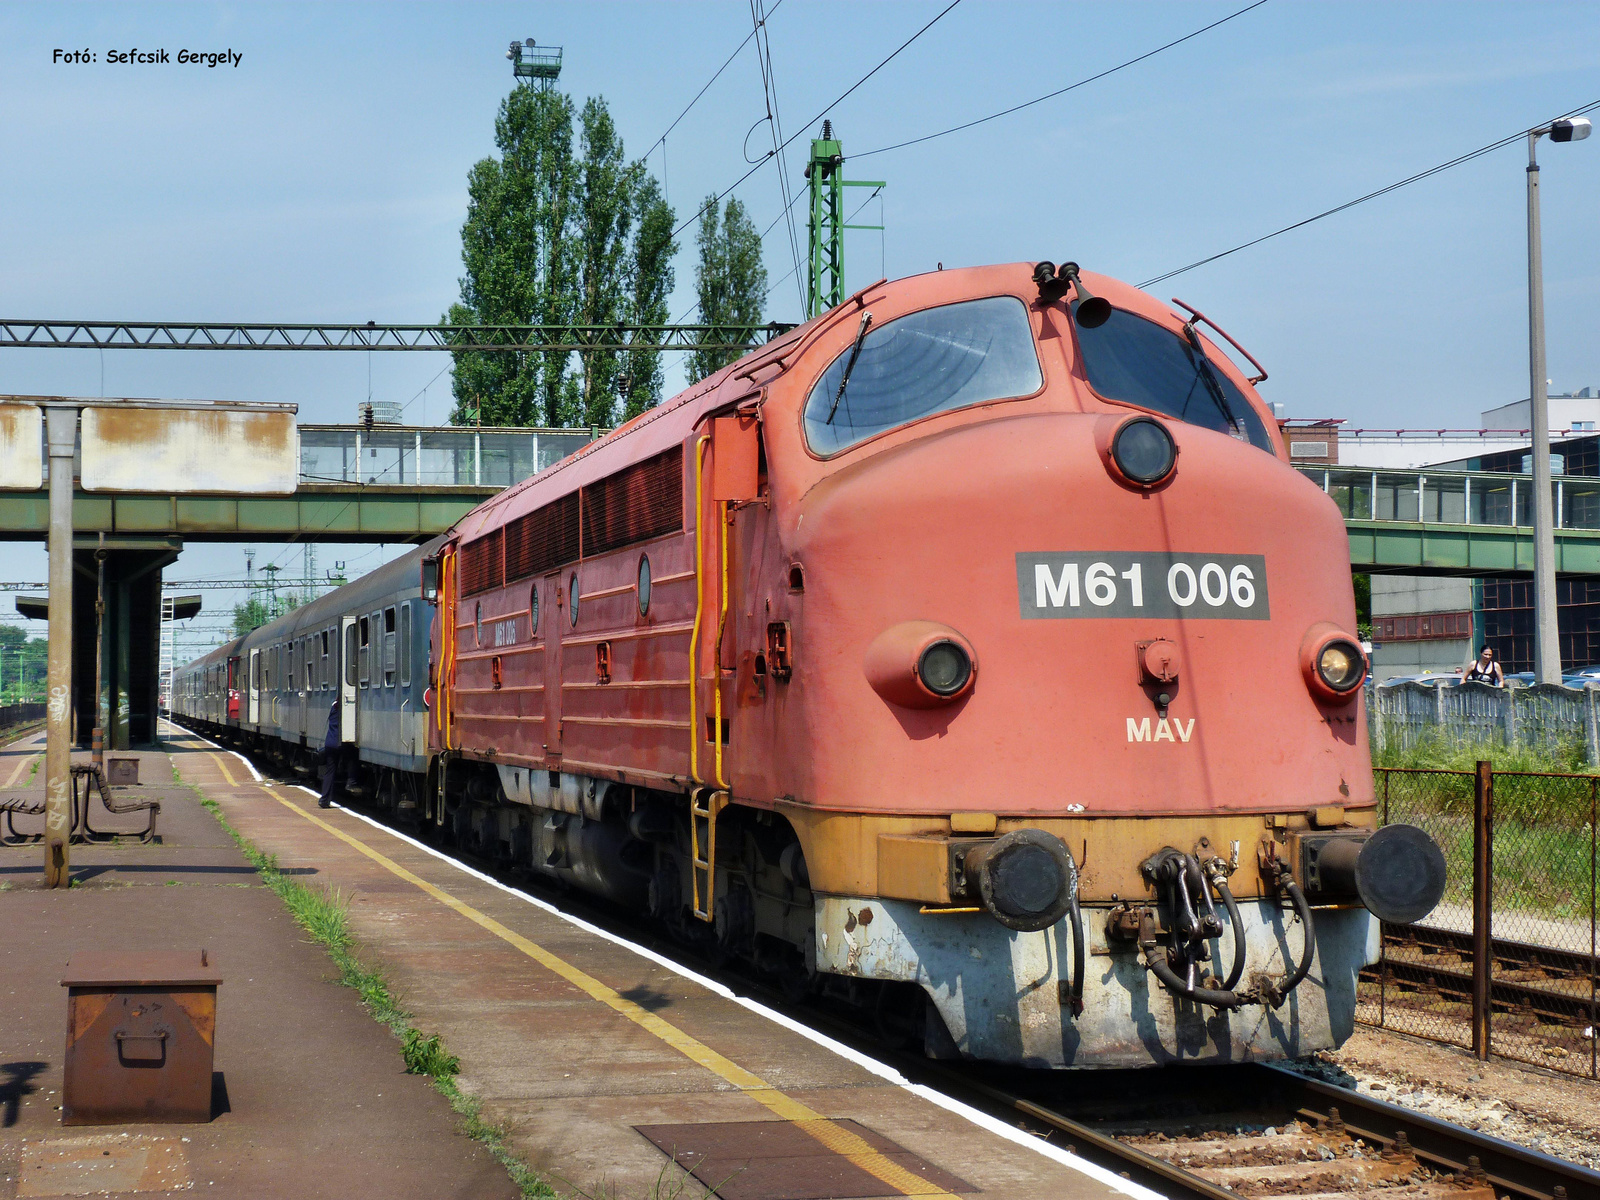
xmin=689 ymin=196 xmax=767 ymax=383
xmin=446 ymin=87 xmax=675 ymax=428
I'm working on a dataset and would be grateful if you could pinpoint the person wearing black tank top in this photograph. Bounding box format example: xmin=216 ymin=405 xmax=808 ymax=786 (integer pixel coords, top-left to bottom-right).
xmin=1463 ymin=646 xmax=1504 ymax=686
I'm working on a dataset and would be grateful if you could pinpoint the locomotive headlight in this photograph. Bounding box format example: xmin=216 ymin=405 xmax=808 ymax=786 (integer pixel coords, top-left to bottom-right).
xmin=1318 ymin=641 xmax=1364 ymax=692
xmin=918 ymin=640 xmax=972 ymax=697
xmin=1097 ymin=415 xmax=1178 ymax=489
xmin=1301 ymin=623 xmax=1367 ymax=703
xmin=1112 ymin=418 xmax=1176 ymax=484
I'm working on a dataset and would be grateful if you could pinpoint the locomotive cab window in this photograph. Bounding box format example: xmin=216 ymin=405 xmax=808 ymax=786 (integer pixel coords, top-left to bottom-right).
xmin=1072 ymin=307 xmax=1274 ymax=452
xmin=802 ymin=295 xmax=1043 ymax=456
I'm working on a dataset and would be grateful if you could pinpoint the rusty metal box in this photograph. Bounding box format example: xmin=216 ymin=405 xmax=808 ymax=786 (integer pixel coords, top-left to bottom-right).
xmin=61 ymin=950 xmax=222 ymax=1125
xmin=106 ymin=756 xmax=139 ymax=786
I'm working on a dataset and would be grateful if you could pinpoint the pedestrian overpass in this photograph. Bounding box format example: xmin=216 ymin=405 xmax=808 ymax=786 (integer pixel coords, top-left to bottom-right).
xmin=1297 ymin=466 xmax=1600 ymax=576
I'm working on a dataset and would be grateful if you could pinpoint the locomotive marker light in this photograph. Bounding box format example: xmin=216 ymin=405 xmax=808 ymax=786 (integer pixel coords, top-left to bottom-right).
xmin=864 ymin=621 xmax=977 ymax=708
xmin=1300 ymin=623 xmax=1367 ymax=702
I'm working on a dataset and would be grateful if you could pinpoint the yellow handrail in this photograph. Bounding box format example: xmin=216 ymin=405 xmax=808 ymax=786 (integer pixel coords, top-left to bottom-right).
xmin=715 ymin=495 xmax=729 ymax=790
xmin=688 ymin=435 xmax=710 ymax=785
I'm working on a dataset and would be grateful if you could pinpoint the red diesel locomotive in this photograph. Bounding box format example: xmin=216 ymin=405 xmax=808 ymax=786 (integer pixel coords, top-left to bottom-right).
xmin=417 ymin=259 xmax=1444 ymax=1068
xmin=174 ymin=259 xmax=1445 ymax=1068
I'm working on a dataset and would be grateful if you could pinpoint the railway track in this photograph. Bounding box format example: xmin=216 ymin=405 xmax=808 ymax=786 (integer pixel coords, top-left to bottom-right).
xmin=198 ymin=731 xmax=1600 ymax=1200
xmin=1364 ymin=924 xmax=1598 ymax=1060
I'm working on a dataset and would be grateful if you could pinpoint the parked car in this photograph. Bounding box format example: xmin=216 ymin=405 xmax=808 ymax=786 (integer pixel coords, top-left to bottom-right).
xmin=1377 ymin=672 xmax=1461 ymax=688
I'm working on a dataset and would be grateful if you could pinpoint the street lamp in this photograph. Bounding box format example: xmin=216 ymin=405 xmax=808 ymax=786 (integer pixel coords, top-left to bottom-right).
xmin=1526 ymin=116 xmax=1591 ymax=684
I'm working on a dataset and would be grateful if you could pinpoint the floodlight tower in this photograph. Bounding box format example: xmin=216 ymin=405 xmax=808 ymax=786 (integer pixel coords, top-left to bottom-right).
xmin=507 ymin=38 xmax=562 ymax=90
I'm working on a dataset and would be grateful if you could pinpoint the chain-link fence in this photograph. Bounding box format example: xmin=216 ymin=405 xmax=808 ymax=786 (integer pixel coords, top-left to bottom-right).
xmin=1359 ymin=765 xmax=1599 ymax=1079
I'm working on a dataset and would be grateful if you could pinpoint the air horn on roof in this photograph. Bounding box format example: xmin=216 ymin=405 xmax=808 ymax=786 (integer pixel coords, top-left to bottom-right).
xmin=1033 ymin=261 xmax=1112 ymax=328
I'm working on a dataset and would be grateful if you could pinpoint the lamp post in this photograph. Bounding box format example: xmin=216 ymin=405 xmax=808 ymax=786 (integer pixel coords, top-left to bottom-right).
xmin=1527 ymin=116 xmax=1591 ymax=684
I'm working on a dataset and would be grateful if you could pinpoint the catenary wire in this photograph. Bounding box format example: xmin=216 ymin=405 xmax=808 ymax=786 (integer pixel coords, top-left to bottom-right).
xmin=671 ymin=0 xmax=962 ymax=240
xmin=750 ymin=0 xmax=808 ymax=313
xmin=851 ymin=0 xmax=1270 ymax=160
xmin=643 ymin=0 xmax=784 ymax=162
xmin=1138 ymin=98 xmax=1600 ymax=288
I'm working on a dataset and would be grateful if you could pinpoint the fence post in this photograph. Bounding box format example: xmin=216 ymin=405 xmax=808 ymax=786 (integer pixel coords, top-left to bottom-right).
xmin=1435 ymin=679 xmax=1446 ymax=730
xmin=1503 ymin=688 xmax=1517 ymax=750
xmin=1472 ymin=759 xmax=1494 ymax=1061
xmin=1587 ymin=686 xmax=1599 ymax=768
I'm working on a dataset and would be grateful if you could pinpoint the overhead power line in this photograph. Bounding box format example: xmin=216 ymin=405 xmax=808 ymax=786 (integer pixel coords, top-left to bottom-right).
xmin=671 ymin=0 xmax=963 ymax=239
xmin=643 ymin=0 xmax=784 ymax=160
xmin=853 ymin=0 xmax=1269 ymax=160
xmin=1139 ymin=98 xmax=1600 ymax=288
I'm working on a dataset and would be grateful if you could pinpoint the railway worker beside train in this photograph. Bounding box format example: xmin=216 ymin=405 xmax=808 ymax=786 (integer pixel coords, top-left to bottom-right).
xmin=319 ymin=698 xmax=343 ymax=808
xmin=1462 ymin=646 xmax=1505 ymax=687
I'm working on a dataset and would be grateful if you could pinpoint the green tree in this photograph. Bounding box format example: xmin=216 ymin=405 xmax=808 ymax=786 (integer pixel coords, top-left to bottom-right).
xmin=446 ymin=85 xmax=674 ymax=429
xmin=0 ymin=623 xmax=45 ymax=703
xmin=231 ymin=597 xmax=271 ymax=638
xmin=623 ymin=175 xmax=676 ymax=421
xmin=689 ymin=196 xmax=767 ymax=384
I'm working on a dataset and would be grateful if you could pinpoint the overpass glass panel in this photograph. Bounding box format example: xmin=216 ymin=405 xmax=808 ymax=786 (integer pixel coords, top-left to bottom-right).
xmin=1422 ymin=476 xmax=1466 ymax=524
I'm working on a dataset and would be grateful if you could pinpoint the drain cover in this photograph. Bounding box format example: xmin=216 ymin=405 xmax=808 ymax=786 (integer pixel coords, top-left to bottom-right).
xmin=17 ymin=1134 xmax=192 ymax=1197
xmin=634 ymin=1118 xmax=973 ymax=1199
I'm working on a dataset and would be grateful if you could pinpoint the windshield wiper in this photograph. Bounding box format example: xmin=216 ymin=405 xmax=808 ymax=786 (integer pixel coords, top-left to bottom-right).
xmin=1180 ymin=321 xmax=1238 ymax=431
xmin=825 ymin=312 xmax=873 ymax=425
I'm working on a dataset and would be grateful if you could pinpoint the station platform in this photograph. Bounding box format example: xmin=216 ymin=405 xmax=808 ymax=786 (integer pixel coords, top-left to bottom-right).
xmin=1 ymin=724 xmax=1154 ymax=1200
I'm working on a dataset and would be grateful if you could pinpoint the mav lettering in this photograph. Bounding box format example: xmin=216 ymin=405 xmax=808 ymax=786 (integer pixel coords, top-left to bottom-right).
xmin=1127 ymin=717 xmax=1195 ymax=743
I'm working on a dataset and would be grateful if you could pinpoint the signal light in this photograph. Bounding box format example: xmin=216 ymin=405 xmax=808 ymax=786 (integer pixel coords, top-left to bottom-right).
xmin=1111 ymin=417 xmax=1177 ymax=486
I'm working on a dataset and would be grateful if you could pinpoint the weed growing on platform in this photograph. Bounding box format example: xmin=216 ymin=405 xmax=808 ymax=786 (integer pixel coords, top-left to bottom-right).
xmin=184 ymin=779 xmax=557 ymax=1199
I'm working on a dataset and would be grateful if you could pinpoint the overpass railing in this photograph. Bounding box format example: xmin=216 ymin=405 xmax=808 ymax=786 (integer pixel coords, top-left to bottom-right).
xmin=298 ymin=426 xmax=599 ymax=489
xmin=1298 ymin=466 xmax=1600 ymax=531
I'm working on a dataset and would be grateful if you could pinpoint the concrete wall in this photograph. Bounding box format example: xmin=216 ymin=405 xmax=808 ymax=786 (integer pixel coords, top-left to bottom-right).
xmin=1369 ymin=575 xmax=1475 ymax=683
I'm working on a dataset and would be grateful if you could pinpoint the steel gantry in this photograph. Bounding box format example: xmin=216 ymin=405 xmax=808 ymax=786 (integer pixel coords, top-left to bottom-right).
xmin=0 ymin=320 xmax=793 ymax=352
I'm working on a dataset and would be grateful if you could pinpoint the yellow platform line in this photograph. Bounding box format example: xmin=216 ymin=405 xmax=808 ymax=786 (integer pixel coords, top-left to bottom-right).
xmin=259 ymin=784 xmax=954 ymax=1198
xmin=3 ymin=752 xmax=39 ymax=789
xmin=208 ymin=753 xmax=239 ymax=787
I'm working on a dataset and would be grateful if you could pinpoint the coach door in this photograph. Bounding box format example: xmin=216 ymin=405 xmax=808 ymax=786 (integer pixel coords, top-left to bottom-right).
xmin=543 ymin=573 xmax=563 ymax=764
xmin=247 ymin=648 xmax=261 ymax=725
xmin=340 ymin=615 xmax=358 ymax=743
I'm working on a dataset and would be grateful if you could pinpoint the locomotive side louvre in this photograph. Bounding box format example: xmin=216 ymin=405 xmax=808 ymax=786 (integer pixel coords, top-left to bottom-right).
xmin=173 ymin=261 xmax=1446 ymax=1071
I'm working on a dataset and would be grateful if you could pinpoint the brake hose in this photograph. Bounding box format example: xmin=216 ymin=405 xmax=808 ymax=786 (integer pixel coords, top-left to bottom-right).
xmin=1270 ymin=877 xmax=1317 ymax=1004
xmin=1064 ymin=851 xmax=1085 ymax=1017
xmin=1212 ymin=874 xmax=1247 ymax=992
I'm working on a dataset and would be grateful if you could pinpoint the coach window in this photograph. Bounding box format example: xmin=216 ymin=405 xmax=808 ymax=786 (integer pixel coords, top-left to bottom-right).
xmin=359 ymin=616 xmax=371 ymax=688
xmin=322 ymin=630 xmax=332 ymax=690
xmin=287 ymin=642 xmax=296 ymax=691
xmin=399 ymin=603 xmax=412 ymax=688
xmin=344 ymin=623 xmax=357 ymax=689
xmin=802 ymin=296 xmax=1043 ymax=456
xmin=383 ymin=606 xmax=397 ymax=688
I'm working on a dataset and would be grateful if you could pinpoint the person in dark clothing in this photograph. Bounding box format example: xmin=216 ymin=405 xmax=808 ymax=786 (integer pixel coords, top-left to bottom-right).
xmin=320 ymin=700 xmax=343 ymax=808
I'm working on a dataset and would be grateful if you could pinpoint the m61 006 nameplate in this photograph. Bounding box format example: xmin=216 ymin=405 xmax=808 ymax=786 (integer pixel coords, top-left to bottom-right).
xmin=1016 ymin=552 xmax=1269 ymax=620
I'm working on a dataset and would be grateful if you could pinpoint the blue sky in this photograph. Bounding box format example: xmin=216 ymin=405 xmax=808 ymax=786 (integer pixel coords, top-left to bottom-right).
xmin=3 ymin=1 xmax=1598 ymax=645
